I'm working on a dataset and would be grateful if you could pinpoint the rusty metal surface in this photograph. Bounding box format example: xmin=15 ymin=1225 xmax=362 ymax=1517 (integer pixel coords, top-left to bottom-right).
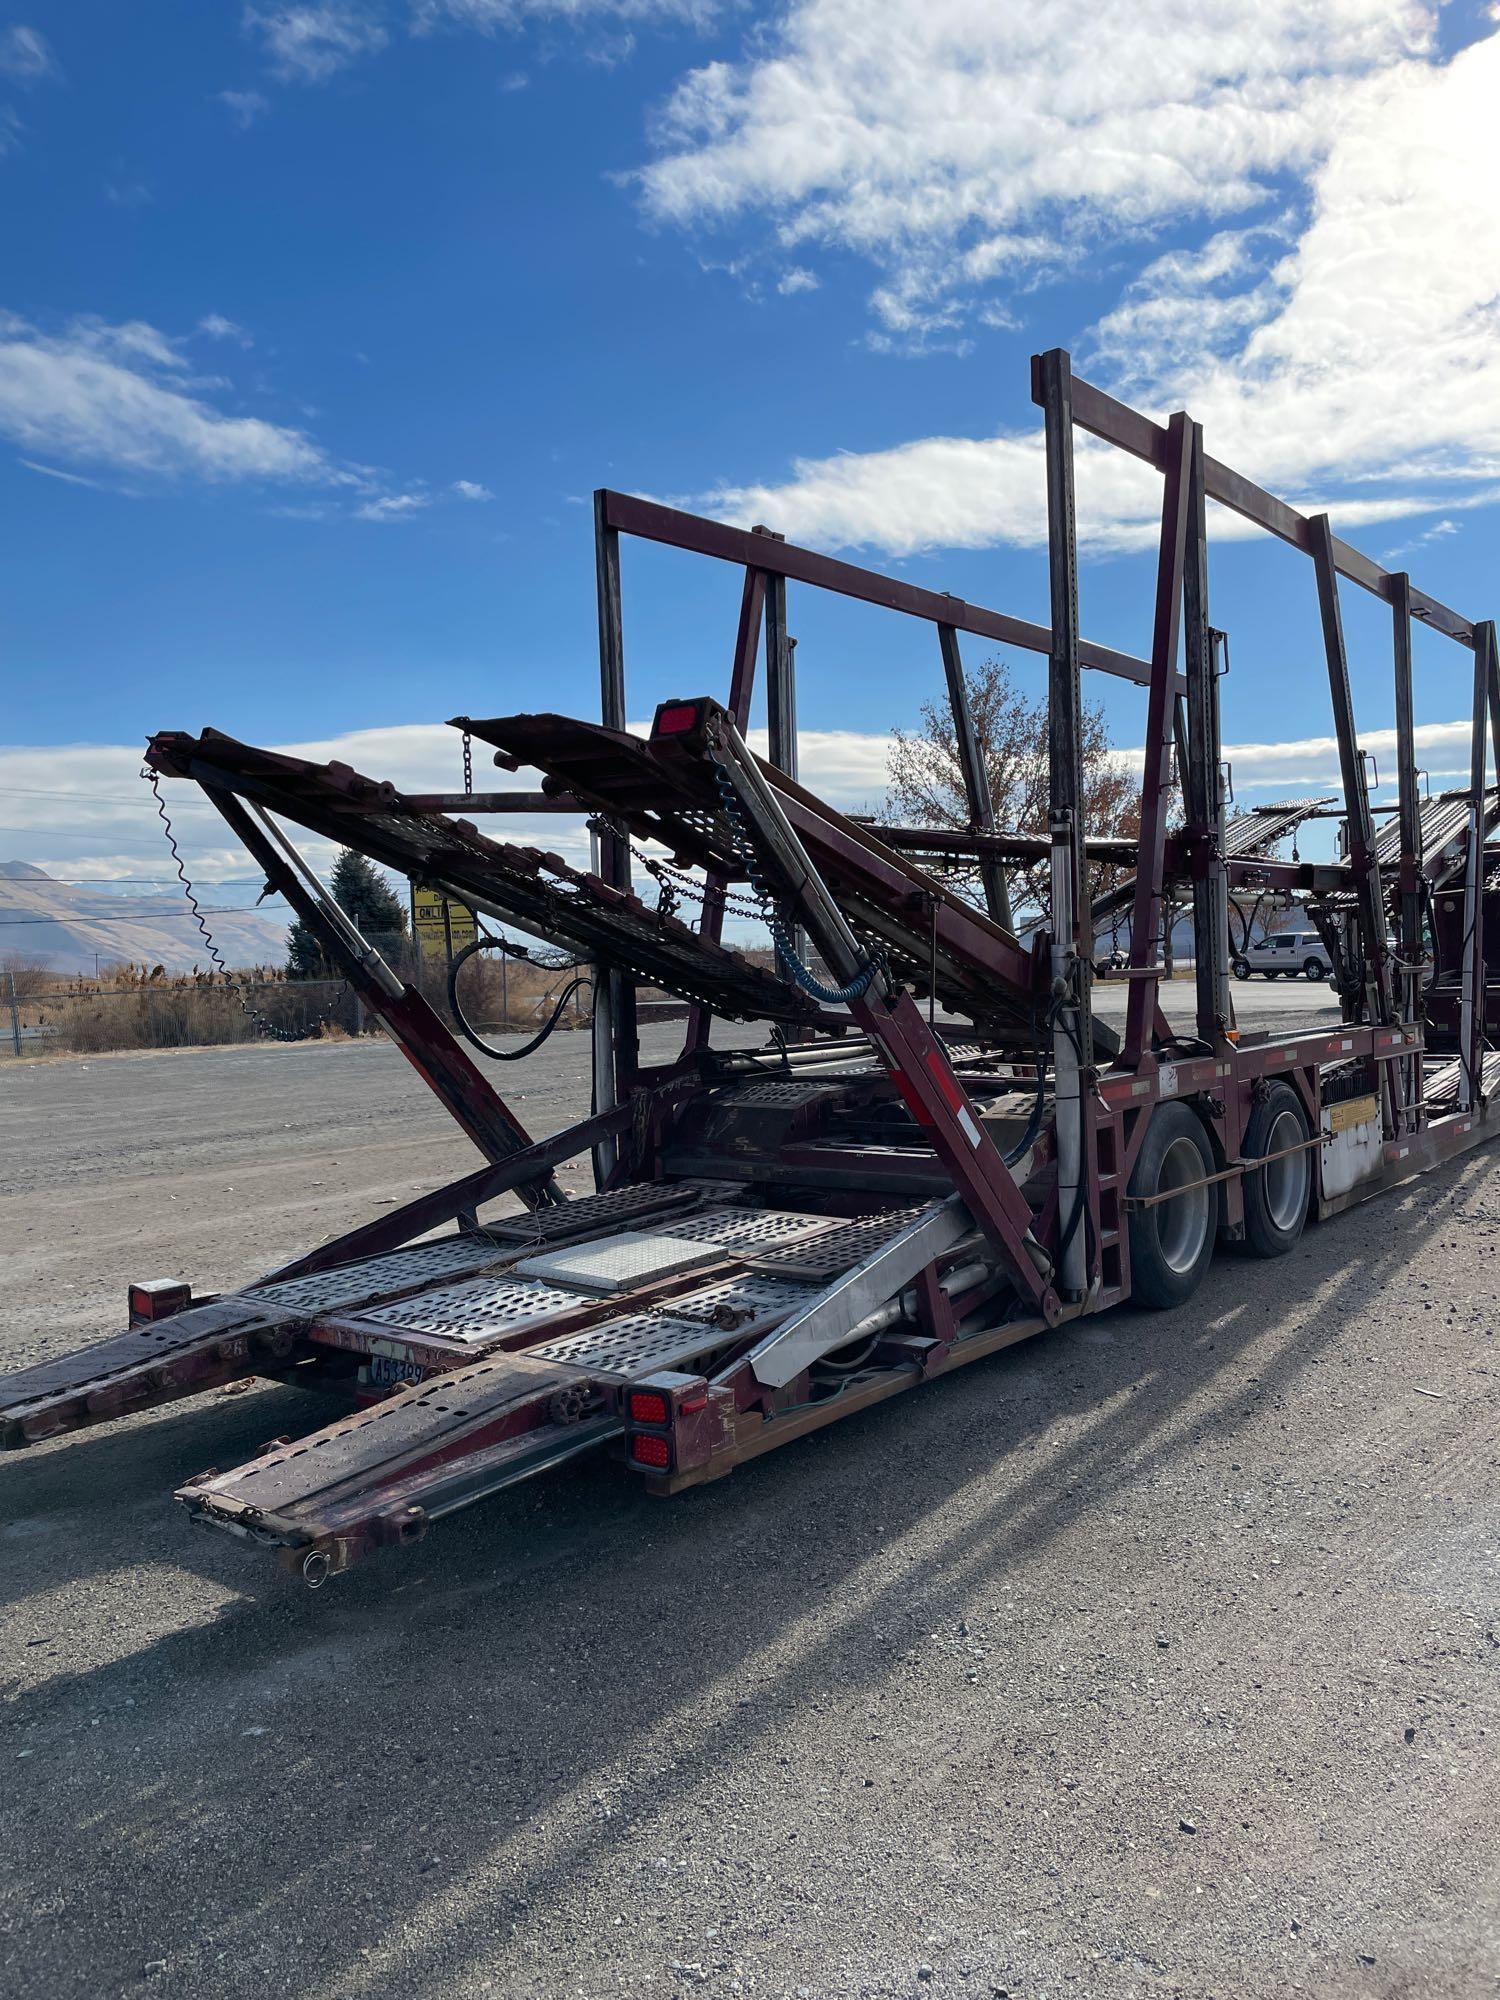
xmin=0 ymin=1298 xmax=288 ymax=1447
xmin=178 ymin=1348 xmax=592 ymax=1533
xmin=146 ymin=727 xmax=820 ymax=1027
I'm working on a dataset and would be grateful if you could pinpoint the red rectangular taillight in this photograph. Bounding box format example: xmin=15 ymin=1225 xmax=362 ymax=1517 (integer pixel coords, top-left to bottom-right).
xmin=653 ymin=701 xmax=700 ymax=738
xmin=629 ymin=1389 xmax=671 ymax=1426
xmin=631 ymin=1433 xmax=671 ymax=1470
xmin=128 ymin=1279 xmax=192 ymax=1323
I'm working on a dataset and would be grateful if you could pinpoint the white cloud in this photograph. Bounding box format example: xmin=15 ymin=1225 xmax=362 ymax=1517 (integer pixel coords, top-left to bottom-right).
xmin=0 ymin=107 xmax=23 ymax=159
xmin=412 ymin=0 xmax=721 ymax=29
xmin=776 ymin=266 xmax=819 ymax=296
xmin=104 ymin=169 xmax=153 ymax=208
xmin=0 ymin=309 xmax=337 ymax=484
xmin=0 ymin=25 xmax=58 ymax=84
xmin=218 ymin=87 xmax=270 ymax=128
xmin=1383 ymin=518 xmax=1459 ymax=561
xmin=19 ymin=458 xmax=107 ymax=490
xmin=355 ymin=491 xmax=429 ymax=520
xmin=245 ymin=3 xmax=389 ymax=83
xmin=451 ymin=477 xmax=493 ymax=500
xmin=0 ymin=309 xmax=451 ymax=522
xmin=2 ymin=713 xmax=1480 ymax=925
xmin=674 ymin=17 xmax=1500 ymax=563
xmin=639 ymin=0 xmax=1434 ymax=335
xmin=198 ymin=313 xmax=253 ymax=346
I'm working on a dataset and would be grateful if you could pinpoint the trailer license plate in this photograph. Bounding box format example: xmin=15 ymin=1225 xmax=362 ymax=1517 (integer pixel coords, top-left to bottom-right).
xmin=367 ymin=1353 xmax=425 ymax=1390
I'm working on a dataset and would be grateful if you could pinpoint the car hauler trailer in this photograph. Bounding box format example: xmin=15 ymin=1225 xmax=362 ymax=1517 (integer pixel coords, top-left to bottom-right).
xmin=5 ymin=350 xmax=1499 ymax=1587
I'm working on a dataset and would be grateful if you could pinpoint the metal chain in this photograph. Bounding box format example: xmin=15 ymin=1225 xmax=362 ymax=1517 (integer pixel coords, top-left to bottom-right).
xmin=142 ymin=765 xmax=345 ymax=1043
xmin=708 ymin=762 xmax=882 ymax=1003
xmin=462 ymin=729 xmax=473 ymax=799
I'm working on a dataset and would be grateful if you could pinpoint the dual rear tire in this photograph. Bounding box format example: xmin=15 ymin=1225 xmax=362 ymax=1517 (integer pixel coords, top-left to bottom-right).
xmin=1126 ymin=1084 xmax=1311 ymax=1309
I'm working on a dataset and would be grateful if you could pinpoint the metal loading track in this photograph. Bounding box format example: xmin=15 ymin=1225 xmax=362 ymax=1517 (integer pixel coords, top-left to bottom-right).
xmin=463 ymin=711 xmax=1116 ymax=1055
xmin=144 ymin=728 xmax=822 ymax=1027
xmin=176 ymin=1258 xmax=840 ymax=1567
xmin=0 ymin=1299 xmax=293 ymax=1449
xmin=0 ymin=1236 xmax=521 ymax=1448
xmin=176 ymin=1349 xmax=607 ymax=1563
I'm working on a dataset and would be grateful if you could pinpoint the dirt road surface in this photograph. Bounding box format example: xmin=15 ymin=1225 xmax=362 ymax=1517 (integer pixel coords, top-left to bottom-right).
xmin=3 ymin=987 xmax=1497 ymax=1999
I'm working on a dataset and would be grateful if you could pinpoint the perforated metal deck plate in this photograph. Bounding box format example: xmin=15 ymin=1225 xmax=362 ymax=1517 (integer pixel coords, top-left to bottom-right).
xmin=245 ymin=1238 xmax=508 ymax=1318
xmin=719 ymin=1079 xmax=840 ymax=1106
xmin=358 ymin=1276 xmax=594 ymax=1344
xmin=529 ymin=1312 xmax=729 ymax=1377
xmin=652 ymin=1207 xmax=840 ymax=1251
xmin=513 ymin=1231 xmax=723 ymax=1294
xmin=486 ymin=1182 xmax=703 ymax=1244
xmin=666 ymin=1274 xmax=816 ymax=1328
xmin=747 ymin=1207 xmax=928 ymax=1280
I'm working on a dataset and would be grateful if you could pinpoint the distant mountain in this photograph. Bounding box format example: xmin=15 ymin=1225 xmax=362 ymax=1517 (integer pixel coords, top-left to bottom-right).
xmin=0 ymin=865 xmax=291 ymax=974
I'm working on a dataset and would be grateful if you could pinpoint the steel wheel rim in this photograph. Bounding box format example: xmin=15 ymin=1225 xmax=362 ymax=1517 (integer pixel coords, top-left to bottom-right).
xmin=1155 ymin=1133 xmax=1210 ymax=1274
xmin=1262 ymin=1106 xmax=1309 ymax=1232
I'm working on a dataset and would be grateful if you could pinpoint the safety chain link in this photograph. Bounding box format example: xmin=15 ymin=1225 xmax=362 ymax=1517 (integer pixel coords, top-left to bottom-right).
xmin=708 ymin=761 xmax=883 ymax=1004
xmin=142 ymin=765 xmax=346 ymax=1043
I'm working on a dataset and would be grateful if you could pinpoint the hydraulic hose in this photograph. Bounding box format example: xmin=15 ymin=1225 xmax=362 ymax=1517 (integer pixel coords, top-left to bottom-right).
xmin=446 ymin=935 xmax=593 ymax=1063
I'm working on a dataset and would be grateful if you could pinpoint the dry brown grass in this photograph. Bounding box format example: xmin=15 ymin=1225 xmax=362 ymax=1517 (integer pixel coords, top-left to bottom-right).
xmin=2 ymin=953 xmax=605 ymax=1058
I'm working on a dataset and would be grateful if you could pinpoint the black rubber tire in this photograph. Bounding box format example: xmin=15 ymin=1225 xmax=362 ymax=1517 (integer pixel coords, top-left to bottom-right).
xmin=1127 ymin=1101 xmax=1217 ymax=1309
xmin=1240 ymin=1080 xmax=1311 ymax=1258
xmin=1303 ymin=958 xmax=1323 ymax=980
xmin=1231 ymin=957 xmax=1250 ymax=980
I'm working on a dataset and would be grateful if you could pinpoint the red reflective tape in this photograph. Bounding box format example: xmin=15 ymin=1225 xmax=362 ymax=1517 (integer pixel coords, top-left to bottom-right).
xmin=924 ymin=1049 xmax=965 ymax=1114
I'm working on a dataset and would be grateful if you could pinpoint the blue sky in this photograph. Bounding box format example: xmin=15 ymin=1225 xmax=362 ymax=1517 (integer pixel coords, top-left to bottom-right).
xmin=3 ymin=0 xmax=1499 ymax=905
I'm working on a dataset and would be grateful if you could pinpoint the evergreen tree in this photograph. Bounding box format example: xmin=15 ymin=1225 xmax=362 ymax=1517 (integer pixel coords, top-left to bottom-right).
xmin=286 ymin=851 xmax=409 ymax=979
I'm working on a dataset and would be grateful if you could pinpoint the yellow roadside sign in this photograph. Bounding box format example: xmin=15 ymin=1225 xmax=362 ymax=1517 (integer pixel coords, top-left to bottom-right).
xmin=411 ymin=885 xmax=479 ymax=964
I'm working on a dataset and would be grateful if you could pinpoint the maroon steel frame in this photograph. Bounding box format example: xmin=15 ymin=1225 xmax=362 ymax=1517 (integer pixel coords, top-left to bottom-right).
xmin=4 ymin=349 xmax=1498 ymax=1580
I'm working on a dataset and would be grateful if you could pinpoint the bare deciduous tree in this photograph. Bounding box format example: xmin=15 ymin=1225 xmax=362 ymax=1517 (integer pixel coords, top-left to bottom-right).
xmin=883 ymin=658 xmax=1140 ymax=932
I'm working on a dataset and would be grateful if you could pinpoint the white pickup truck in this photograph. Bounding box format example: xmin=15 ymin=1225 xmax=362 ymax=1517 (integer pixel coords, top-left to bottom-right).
xmin=1231 ymin=927 xmax=1333 ymax=980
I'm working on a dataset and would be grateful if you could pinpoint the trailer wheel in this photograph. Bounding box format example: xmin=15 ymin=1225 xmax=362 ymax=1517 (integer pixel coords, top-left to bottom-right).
xmin=1240 ymin=1081 xmax=1311 ymax=1258
xmin=1231 ymin=956 xmax=1250 ymax=980
xmin=1127 ymin=1102 xmax=1216 ymax=1309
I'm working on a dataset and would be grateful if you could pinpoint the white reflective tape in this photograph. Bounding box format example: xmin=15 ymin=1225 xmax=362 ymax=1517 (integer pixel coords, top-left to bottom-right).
xmin=957 ymin=1107 xmax=982 ymax=1149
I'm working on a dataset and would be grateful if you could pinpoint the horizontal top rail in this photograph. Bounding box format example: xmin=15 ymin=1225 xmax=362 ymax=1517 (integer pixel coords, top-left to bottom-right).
xmin=1045 ymin=363 xmax=1476 ymax=649
xmin=599 ymin=488 xmax=1163 ymax=691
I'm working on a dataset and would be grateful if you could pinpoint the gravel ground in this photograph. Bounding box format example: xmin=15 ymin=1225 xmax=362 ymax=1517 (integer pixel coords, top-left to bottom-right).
xmin=2 ymin=986 xmax=1497 ymax=2000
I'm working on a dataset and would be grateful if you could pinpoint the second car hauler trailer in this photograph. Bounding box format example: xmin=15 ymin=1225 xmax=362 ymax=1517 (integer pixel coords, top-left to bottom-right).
xmin=4 ymin=351 xmax=1498 ymax=1588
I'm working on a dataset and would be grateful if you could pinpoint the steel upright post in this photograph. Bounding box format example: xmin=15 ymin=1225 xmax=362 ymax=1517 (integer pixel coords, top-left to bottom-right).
xmin=1123 ymin=411 xmax=1193 ymax=1067
xmin=765 ymin=560 xmax=797 ymax=782
xmin=1035 ymin=348 xmax=1093 ymax=1299
xmin=593 ymin=489 xmax=636 ymax=1181
xmin=939 ymin=621 xmax=1013 ymax=929
xmin=1309 ymin=513 xmax=1394 ymax=1031
xmin=1391 ymin=573 xmax=1423 ymax=1126
xmin=1459 ymin=624 xmax=1494 ymax=1110
xmin=684 ymin=560 xmax=766 ymax=1051
xmin=1181 ymin=423 xmax=1231 ymax=1044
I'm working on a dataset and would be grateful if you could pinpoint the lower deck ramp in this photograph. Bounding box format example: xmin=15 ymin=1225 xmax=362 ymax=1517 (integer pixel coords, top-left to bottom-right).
xmin=0 ymin=1298 xmax=289 ymax=1449
xmin=0 ymin=1236 xmax=516 ymax=1448
xmin=176 ymin=1348 xmax=605 ymax=1561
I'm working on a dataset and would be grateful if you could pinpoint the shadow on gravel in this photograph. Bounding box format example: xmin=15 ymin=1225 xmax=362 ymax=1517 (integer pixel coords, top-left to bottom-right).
xmin=1 ymin=1143 xmax=1494 ymax=1996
